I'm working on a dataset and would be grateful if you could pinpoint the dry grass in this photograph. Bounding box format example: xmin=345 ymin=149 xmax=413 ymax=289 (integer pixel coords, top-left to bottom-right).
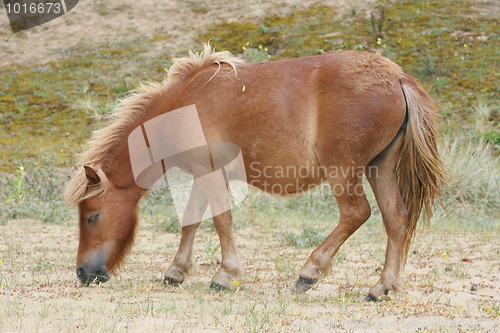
xmin=0 ymin=212 xmax=499 ymax=332
xmin=433 ymin=137 xmax=500 ymax=229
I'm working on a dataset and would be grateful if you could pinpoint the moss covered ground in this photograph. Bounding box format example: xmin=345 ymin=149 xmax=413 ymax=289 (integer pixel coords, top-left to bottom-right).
xmin=1 ymin=0 xmax=499 ymax=172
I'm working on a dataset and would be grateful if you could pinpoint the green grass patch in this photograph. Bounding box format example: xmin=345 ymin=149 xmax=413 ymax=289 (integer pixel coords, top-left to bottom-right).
xmin=199 ymin=0 xmax=500 ymax=131
xmin=277 ymin=224 xmax=328 ymax=248
xmin=0 ymin=40 xmax=171 ymax=172
xmin=140 ymin=186 xmax=180 ymax=233
xmin=0 ymin=155 xmax=74 ymax=224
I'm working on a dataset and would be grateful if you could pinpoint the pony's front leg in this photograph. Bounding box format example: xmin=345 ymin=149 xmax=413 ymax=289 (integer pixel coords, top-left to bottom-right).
xmin=210 ymin=209 xmax=244 ymax=290
xmin=164 ymin=222 xmax=201 ymax=286
xmin=165 ymin=182 xmax=207 ymax=286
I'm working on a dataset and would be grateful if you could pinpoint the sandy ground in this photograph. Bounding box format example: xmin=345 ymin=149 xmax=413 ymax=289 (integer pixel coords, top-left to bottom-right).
xmin=0 ymin=0 xmax=376 ymax=68
xmin=0 ymin=218 xmax=499 ymax=332
xmin=2 ymin=0 xmax=496 ymax=67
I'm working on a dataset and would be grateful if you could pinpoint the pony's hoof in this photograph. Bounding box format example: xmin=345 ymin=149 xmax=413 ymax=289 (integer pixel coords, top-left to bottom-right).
xmin=164 ymin=276 xmax=183 ymax=287
xmin=365 ymin=292 xmax=391 ymax=302
xmin=210 ymin=281 xmax=228 ymax=291
xmin=295 ymin=276 xmax=318 ymax=293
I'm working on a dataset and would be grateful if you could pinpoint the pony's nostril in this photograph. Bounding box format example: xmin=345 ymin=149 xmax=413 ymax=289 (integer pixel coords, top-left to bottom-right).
xmin=76 ymin=265 xmax=109 ymax=285
xmin=95 ymin=270 xmax=110 ymax=283
xmin=76 ymin=267 xmax=85 ymax=279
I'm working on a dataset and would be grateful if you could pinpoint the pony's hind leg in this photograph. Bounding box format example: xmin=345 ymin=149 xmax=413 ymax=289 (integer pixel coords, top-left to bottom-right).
xmin=296 ymin=174 xmax=371 ymax=293
xmin=365 ymin=132 xmax=408 ymax=301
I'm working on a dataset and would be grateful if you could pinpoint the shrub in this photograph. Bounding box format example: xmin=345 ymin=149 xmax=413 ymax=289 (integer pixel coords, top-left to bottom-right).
xmin=0 ymin=156 xmax=74 ymax=224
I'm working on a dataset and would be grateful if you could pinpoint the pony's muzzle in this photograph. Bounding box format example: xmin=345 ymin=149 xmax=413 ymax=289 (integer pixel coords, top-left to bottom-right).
xmin=76 ymin=264 xmax=110 ymax=285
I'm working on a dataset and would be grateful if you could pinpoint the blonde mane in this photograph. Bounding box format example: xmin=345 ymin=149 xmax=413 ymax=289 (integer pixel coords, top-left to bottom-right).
xmin=64 ymin=43 xmax=244 ymax=206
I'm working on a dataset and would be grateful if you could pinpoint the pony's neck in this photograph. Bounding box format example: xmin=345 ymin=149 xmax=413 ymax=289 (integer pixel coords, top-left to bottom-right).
xmin=107 ymin=144 xmax=146 ymax=197
xmin=105 ymin=72 xmax=195 ymax=197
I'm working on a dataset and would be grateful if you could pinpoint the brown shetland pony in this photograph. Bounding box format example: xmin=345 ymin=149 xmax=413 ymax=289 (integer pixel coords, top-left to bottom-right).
xmin=65 ymin=44 xmax=445 ymax=301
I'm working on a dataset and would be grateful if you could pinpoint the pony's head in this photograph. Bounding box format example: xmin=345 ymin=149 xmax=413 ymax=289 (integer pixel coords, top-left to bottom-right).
xmin=66 ymin=165 xmax=141 ymax=285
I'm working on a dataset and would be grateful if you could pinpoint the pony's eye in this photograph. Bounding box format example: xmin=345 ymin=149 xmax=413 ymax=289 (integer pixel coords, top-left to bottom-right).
xmin=87 ymin=213 xmax=100 ymax=224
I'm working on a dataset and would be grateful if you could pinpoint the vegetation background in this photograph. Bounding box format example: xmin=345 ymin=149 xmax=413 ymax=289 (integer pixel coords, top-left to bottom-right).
xmin=0 ymin=0 xmax=499 ymax=332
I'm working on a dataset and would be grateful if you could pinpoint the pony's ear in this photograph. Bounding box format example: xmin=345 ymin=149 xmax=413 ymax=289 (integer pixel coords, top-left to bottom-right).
xmin=84 ymin=165 xmax=101 ymax=185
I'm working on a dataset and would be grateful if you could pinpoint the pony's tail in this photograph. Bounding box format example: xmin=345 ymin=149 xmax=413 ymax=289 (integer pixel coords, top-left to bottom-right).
xmin=398 ymin=74 xmax=446 ymax=263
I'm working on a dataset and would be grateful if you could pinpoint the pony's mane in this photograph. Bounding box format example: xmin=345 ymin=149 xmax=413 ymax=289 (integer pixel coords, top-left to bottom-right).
xmin=65 ymin=43 xmax=244 ymax=206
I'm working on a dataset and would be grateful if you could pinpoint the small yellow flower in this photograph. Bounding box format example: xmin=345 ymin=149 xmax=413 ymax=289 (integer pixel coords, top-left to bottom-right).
xmin=19 ymin=166 xmax=24 ymax=171
xmin=0 ymin=260 xmax=3 ymax=264
xmin=242 ymin=46 xmax=246 ymax=50
xmin=377 ymin=38 xmax=382 ymax=45
xmin=464 ymin=44 xmax=467 ymax=48
xmin=258 ymin=45 xmax=263 ymax=49
xmin=441 ymin=252 xmax=448 ymax=258
xmin=233 ymin=280 xmax=240 ymax=287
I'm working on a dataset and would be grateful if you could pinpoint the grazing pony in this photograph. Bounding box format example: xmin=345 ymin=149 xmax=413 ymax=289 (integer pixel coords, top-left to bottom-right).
xmin=65 ymin=44 xmax=445 ymax=301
